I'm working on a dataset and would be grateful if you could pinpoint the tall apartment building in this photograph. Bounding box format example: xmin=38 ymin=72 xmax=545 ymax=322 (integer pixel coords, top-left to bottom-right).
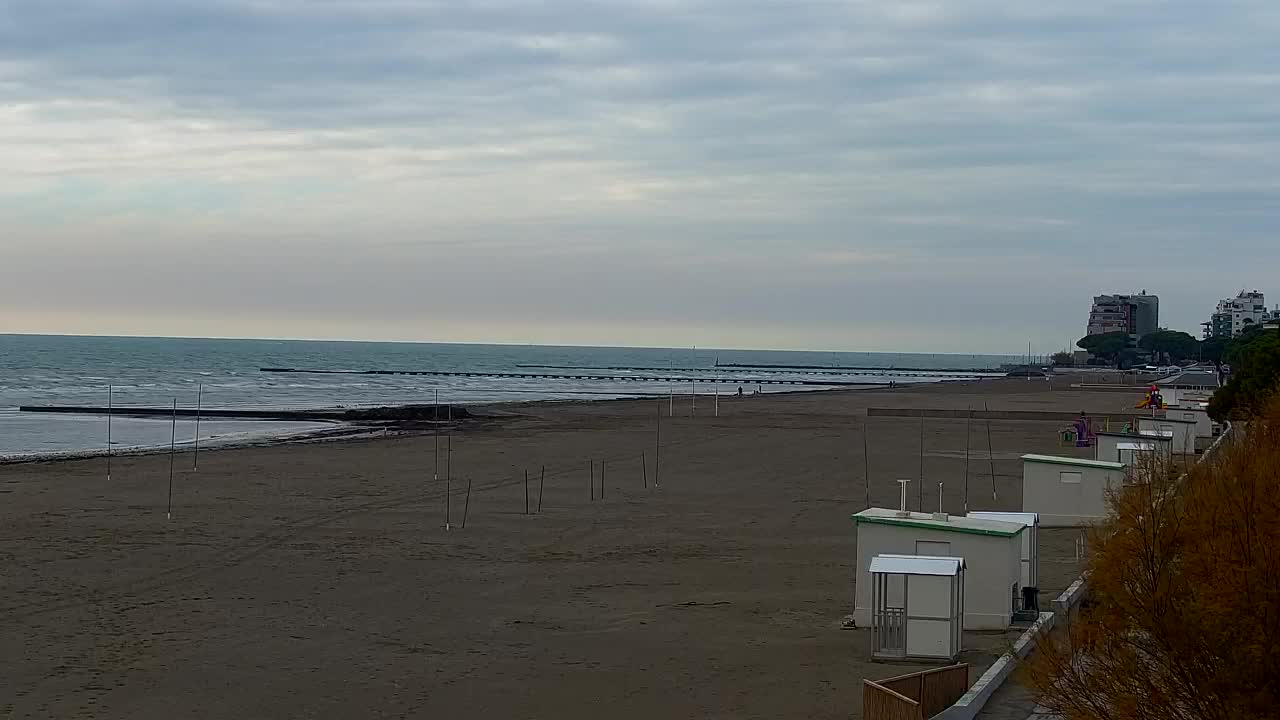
xmin=1086 ymin=291 xmax=1159 ymax=339
xmin=1203 ymin=290 xmax=1270 ymax=338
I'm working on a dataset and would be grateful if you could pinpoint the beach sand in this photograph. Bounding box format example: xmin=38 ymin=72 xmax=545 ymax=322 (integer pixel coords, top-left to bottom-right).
xmin=0 ymin=377 xmax=1137 ymax=719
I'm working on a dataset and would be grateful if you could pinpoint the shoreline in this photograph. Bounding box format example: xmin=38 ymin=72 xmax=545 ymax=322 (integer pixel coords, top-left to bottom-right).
xmin=0 ymin=382 xmax=897 ymax=465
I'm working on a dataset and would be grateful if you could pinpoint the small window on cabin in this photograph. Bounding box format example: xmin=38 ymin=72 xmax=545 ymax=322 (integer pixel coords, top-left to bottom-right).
xmin=1060 ymin=471 xmax=1082 ymax=484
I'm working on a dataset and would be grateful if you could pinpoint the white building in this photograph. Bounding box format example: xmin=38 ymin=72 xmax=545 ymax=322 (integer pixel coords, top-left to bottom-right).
xmin=853 ymin=508 xmax=1024 ymax=630
xmin=868 ymin=554 xmax=965 ymax=662
xmin=1022 ymin=454 xmax=1126 ymax=527
xmin=1096 ymin=431 xmax=1170 ymax=463
xmin=1137 ymin=415 xmax=1197 ymax=454
xmin=1165 ymin=406 xmax=1213 ymax=439
xmin=968 ymin=511 xmax=1039 ymax=593
xmin=1204 ymin=290 xmax=1271 ymax=338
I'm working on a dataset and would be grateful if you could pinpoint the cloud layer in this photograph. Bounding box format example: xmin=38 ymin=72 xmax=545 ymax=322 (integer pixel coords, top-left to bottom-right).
xmin=3 ymin=0 xmax=1279 ymax=352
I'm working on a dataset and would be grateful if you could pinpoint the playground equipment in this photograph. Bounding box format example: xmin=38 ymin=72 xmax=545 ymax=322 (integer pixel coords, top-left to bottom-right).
xmin=1061 ymin=413 xmax=1097 ymax=448
xmin=1135 ymin=386 xmax=1167 ymax=409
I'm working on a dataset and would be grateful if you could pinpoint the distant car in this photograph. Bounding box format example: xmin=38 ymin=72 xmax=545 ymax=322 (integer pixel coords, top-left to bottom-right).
xmin=1005 ymin=368 xmax=1046 ymax=378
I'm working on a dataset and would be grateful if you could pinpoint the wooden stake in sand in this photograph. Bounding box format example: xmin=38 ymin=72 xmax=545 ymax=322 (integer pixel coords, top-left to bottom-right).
xmin=538 ymin=465 xmax=545 ymax=513
xmin=524 ymin=469 xmax=530 ymax=515
xmin=691 ymin=379 xmax=696 ymax=418
xmin=166 ymin=398 xmax=177 ymax=520
xmin=106 ymin=385 xmax=113 ymax=482
xmin=462 ymin=477 xmax=472 ymax=529
xmin=192 ymin=383 xmax=202 ymax=471
xmin=589 ymin=460 xmax=595 ymax=501
xmin=714 ymin=384 xmax=719 ymax=417
xmin=601 ymin=461 xmax=606 ymax=499
xmin=669 ymin=385 xmax=674 ymax=417
xmin=985 ymin=402 xmax=997 ymax=501
xmin=642 ymin=452 xmax=648 ymax=489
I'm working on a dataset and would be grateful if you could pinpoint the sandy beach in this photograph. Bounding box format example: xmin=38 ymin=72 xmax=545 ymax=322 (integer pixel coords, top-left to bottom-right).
xmin=0 ymin=376 xmax=1139 ymax=719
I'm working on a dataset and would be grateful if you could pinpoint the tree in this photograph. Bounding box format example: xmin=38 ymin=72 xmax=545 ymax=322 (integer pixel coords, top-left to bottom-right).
xmin=1200 ymin=335 xmax=1231 ymax=365
xmin=1076 ymin=332 xmax=1130 ymax=365
xmin=1024 ymin=395 xmax=1280 ymax=719
xmin=1051 ymin=350 xmax=1074 ymax=367
xmin=1137 ymin=330 xmax=1199 ymax=364
xmin=1209 ymin=330 xmax=1280 ymax=420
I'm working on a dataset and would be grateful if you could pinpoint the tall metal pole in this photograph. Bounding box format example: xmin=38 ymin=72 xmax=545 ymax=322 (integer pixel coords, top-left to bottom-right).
xmin=917 ymin=417 xmax=925 ymax=511
xmin=106 ymin=385 xmax=113 ymax=482
xmin=862 ymin=420 xmax=871 ymax=509
xmin=714 ymin=385 xmax=719 ymax=417
xmin=433 ymin=389 xmax=439 ymax=483
xmin=964 ymin=407 xmax=971 ymax=514
xmin=691 ymin=379 xmax=696 ymax=417
xmin=985 ymin=402 xmax=997 ymax=501
xmin=193 ymin=383 xmax=202 ymax=471
xmin=655 ymin=399 xmax=661 ymax=488
xmin=669 ymin=384 xmax=674 ymax=417
xmin=166 ymin=398 xmax=177 ymax=520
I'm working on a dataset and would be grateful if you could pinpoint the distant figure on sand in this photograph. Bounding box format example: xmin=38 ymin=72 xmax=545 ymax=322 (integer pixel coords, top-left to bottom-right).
xmin=737 ymin=386 xmax=743 ymax=397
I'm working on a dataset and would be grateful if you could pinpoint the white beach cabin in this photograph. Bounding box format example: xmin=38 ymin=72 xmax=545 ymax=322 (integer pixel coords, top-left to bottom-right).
xmin=967 ymin=511 xmax=1039 ymax=598
xmin=1021 ymin=454 xmax=1126 ymax=527
xmin=1096 ymin=431 xmax=1170 ymax=463
xmin=853 ymin=508 xmax=1023 ymax=630
xmin=1137 ymin=416 xmax=1197 ymax=454
xmin=868 ymin=554 xmax=965 ymax=662
xmin=1166 ymin=406 xmax=1213 ymax=439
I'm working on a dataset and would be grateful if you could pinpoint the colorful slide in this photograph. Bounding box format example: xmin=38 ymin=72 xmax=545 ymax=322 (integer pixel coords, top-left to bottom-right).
xmin=1136 ymin=386 xmax=1167 ymax=409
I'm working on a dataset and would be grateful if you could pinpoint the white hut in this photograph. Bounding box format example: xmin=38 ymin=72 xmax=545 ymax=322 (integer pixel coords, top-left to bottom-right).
xmin=1096 ymin=430 xmax=1170 ymax=463
xmin=1137 ymin=416 xmax=1196 ymax=454
xmin=1166 ymin=406 xmax=1213 ymax=439
xmin=868 ymin=554 xmax=965 ymax=662
xmin=967 ymin=511 xmax=1039 ymax=595
xmin=853 ymin=508 xmax=1023 ymax=630
xmin=1021 ymin=454 xmax=1126 ymax=527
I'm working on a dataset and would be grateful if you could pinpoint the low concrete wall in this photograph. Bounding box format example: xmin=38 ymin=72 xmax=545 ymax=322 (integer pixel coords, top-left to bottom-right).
xmin=868 ymin=408 xmax=1140 ymax=424
xmin=932 ymin=579 xmax=1087 ymax=720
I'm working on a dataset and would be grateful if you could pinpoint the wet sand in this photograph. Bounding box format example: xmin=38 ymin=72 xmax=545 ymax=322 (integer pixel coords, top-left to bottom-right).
xmin=0 ymin=377 xmax=1135 ymax=719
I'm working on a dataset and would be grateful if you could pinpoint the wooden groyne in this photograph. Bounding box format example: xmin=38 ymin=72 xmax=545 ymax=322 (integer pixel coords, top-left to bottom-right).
xmin=868 ymin=408 xmax=1141 ymax=423
xmin=519 ymin=364 xmax=998 ymax=377
xmin=259 ymin=367 xmax=873 ymax=386
xmin=19 ymin=405 xmax=470 ymax=422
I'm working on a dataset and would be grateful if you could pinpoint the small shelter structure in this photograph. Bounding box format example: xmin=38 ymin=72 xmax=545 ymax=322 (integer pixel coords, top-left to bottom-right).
xmin=868 ymin=554 xmax=965 ymax=662
xmin=967 ymin=511 xmax=1039 ymax=597
xmin=853 ymin=508 xmax=1023 ymax=630
xmin=1022 ymin=454 xmax=1126 ymax=527
xmin=1096 ymin=430 xmax=1170 ymax=463
xmin=1166 ymin=405 xmax=1213 ymax=439
xmin=1137 ymin=415 xmax=1196 ymax=454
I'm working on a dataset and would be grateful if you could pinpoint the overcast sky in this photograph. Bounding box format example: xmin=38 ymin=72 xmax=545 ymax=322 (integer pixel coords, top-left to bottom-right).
xmin=3 ymin=1 xmax=1278 ymax=354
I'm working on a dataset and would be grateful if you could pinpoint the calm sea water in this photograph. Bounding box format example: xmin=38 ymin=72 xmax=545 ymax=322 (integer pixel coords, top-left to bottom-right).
xmin=0 ymin=334 xmax=1016 ymax=457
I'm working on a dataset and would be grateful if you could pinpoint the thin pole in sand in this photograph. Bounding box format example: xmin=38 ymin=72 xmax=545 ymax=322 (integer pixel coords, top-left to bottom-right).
xmin=691 ymin=379 xmax=696 ymax=418
xmin=433 ymin=389 xmax=440 ymax=483
xmin=669 ymin=384 xmax=674 ymax=417
xmin=601 ymin=461 xmax=606 ymax=499
xmin=106 ymin=385 xmax=113 ymax=482
xmin=446 ymin=403 xmax=453 ymax=530
xmin=985 ymin=402 xmax=997 ymax=501
xmin=862 ymin=419 xmax=871 ymax=509
xmin=462 ymin=477 xmax=473 ymax=529
xmin=714 ymin=384 xmax=719 ymax=417
xmin=166 ymin=398 xmax=177 ymax=520
xmin=963 ymin=407 xmax=972 ymax=514
xmin=654 ymin=399 xmax=661 ymax=488
xmin=642 ymin=452 xmax=648 ymax=489
xmin=917 ymin=417 xmax=925 ymax=511
xmin=589 ymin=460 xmax=595 ymax=501
xmin=938 ymin=480 xmax=944 ymax=514
xmin=193 ymin=383 xmax=202 ymax=471
xmin=538 ymin=465 xmax=545 ymax=512
xmin=524 ymin=469 xmax=530 ymax=515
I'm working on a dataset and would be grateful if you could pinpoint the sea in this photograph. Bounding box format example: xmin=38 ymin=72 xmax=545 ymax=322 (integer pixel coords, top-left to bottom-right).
xmin=0 ymin=334 xmax=1018 ymax=458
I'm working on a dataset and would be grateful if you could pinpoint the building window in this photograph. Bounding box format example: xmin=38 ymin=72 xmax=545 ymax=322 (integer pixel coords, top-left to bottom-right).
xmin=1060 ymin=471 xmax=1082 ymax=484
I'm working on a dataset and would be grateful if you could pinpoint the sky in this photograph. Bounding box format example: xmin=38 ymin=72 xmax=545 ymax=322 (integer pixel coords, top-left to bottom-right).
xmin=2 ymin=0 xmax=1279 ymax=354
